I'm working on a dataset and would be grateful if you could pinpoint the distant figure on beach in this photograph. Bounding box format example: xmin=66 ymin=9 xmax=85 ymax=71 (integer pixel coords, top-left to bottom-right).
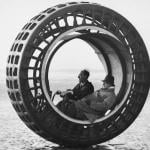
xmin=56 ymin=69 xmax=94 ymax=116
xmin=74 ymin=74 xmax=117 ymax=122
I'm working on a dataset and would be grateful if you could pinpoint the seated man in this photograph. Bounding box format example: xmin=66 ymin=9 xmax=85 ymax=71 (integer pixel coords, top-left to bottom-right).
xmin=56 ymin=69 xmax=94 ymax=117
xmin=74 ymin=74 xmax=117 ymax=122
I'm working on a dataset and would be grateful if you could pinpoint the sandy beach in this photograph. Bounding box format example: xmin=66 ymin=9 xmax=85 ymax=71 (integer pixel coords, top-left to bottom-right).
xmin=0 ymin=79 xmax=150 ymax=150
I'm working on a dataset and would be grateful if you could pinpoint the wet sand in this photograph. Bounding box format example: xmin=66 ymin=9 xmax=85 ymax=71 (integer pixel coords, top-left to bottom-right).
xmin=0 ymin=84 xmax=150 ymax=150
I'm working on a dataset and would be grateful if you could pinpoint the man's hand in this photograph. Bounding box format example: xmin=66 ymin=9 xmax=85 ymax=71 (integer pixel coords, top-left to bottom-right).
xmin=55 ymin=90 xmax=62 ymax=95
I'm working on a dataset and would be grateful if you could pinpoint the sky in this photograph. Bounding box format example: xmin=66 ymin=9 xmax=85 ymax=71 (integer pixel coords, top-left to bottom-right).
xmin=0 ymin=0 xmax=150 ymax=73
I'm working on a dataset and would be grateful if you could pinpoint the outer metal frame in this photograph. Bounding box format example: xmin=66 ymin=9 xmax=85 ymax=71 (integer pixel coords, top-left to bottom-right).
xmin=6 ymin=2 xmax=150 ymax=147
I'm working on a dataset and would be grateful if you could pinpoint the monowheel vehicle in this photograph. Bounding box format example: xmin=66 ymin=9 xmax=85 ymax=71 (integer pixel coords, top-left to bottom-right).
xmin=6 ymin=2 xmax=150 ymax=147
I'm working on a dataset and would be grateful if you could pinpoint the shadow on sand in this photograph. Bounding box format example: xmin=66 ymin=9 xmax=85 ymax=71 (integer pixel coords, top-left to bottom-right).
xmin=32 ymin=144 xmax=115 ymax=150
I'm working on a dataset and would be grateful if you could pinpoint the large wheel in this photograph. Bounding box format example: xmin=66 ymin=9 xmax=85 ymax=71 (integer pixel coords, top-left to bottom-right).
xmin=6 ymin=2 xmax=150 ymax=147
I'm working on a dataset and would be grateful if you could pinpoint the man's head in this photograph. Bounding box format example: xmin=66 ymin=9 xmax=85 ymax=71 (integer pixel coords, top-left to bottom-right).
xmin=102 ymin=74 xmax=115 ymax=88
xmin=78 ymin=69 xmax=90 ymax=83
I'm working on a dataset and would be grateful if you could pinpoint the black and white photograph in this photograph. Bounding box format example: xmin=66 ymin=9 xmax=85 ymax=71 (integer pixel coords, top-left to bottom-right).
xmin=0 ymin=0 xmax=150 ymax=149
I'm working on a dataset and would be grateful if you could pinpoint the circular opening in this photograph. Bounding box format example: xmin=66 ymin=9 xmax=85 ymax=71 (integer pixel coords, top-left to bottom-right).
xmin=48 ymin=38 xmax=106 ymax=105
xmin=41 ymin=26 xmax=129 ymax=124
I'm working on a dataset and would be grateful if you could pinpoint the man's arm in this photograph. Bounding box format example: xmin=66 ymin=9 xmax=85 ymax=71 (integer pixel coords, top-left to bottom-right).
xmin=90 ymin=93 xmax=116 ymax=112
xmin=90 ymin=101 xmax=108 ymax=112
xmin=74 ymin=100 xmax=96 ymax=113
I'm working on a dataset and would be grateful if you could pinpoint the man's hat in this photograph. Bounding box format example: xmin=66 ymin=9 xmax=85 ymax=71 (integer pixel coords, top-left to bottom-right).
xmin=102 ymin=74 xmax=115 ymax=86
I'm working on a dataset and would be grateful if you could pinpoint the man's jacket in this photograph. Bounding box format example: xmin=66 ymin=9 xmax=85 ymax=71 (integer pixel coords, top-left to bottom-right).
xmin=75 ymin=86 xmax=116 ymax=122
xmin=72 ymin=81 xmax=94 ymax=100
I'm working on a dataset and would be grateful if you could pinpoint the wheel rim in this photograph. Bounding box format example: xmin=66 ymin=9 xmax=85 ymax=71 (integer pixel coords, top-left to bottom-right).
xmin=41 ymin=25 xmax=127 ymax=124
